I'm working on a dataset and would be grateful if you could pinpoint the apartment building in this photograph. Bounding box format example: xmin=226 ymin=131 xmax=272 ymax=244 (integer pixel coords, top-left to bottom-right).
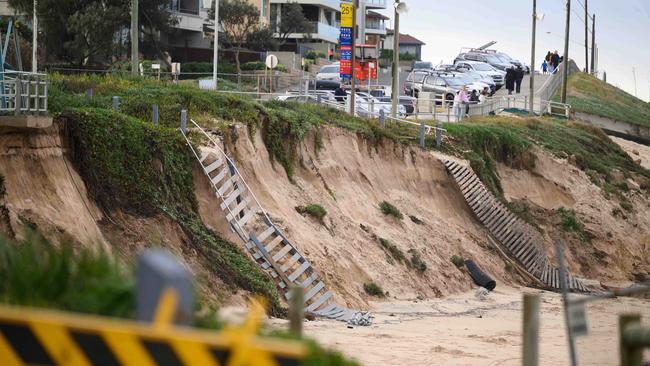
xmin=269 ymin=0 xmax=340 ymax=49
xmin=269 ymin=0 xmax=387 ymax=54
xmin=166 ymin=0 xmax=270 ymax=61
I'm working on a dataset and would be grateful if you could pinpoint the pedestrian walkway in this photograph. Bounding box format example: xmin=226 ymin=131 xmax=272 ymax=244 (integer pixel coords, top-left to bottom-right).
xmin=495 ymin=73 xmax=551 ymax=97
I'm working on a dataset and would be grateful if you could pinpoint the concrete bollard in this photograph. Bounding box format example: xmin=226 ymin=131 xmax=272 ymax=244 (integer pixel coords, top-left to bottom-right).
xmin=419 ymin=120 xmax=425 ymax=148
xmin=436 ymin=121 xmax=443 ymax=147
xmin=379 ymin=109 xmax=385 ymax=129
xmin=152 ymin=104 xmax=159 ymax=126
xmin=180 ymin=109 xmax=187 ymax=134
xmin=136 ymin=249 xmax=193 ymax=325
xmin=112 ymin=96 xmax=119 ymax=111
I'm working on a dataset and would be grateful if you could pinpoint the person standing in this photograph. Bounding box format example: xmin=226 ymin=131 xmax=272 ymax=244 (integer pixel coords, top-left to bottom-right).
xmin=542 ymin=59 xmax=548 ymax=74
xmin=453 ymin=86 xmax=469 ymax=121
xmin=515 ymin=65 xmax=525 ymax=94
xmin=334 ymin=83 xmax=347 ymax=104
xmin=551 ymin=51 xmax=560 ymax=74
xmin=505 ymin=66 xmax=516 ymax=95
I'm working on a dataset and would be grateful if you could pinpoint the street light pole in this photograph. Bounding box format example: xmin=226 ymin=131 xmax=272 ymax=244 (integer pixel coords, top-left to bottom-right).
xmin=561 ymin=0 xmax=571 ymax=104
xmin=350 ymin=0 xmax=358 ymax=116
xmin=390 ymin=1 xmax=400 ymax=118
xmin=584 ymin=0 xmax=588 ymax=72
xmin=529 ymin=0 xmax=537 ymax=116
xmin=213 ymin=0 xmax=219 ymax=89
xmin=131 ymin=0 xmax=139 ymax=76
xmin=32 ymin=0 xmax=37 ymax=73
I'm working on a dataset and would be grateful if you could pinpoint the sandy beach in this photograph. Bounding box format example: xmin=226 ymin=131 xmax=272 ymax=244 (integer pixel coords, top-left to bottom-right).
xmin=266 ymin=286 xmax=650 ymax=365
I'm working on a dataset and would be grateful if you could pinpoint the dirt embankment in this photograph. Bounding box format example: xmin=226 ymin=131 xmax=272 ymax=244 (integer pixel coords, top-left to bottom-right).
xmin=0 ymin=121 xmax=242 ymax=305
xmin=195 ymin=125 xmax=519 ymax=308
xmin=0 ymin=123 xmax=106 ymax=247
xmin=498 ymin=148 xmax=650 ymax=283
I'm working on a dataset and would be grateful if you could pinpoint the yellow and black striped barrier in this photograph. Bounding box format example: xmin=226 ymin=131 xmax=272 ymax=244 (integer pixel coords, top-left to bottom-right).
xmin=0 ymin=298 xmax=306 ymax=366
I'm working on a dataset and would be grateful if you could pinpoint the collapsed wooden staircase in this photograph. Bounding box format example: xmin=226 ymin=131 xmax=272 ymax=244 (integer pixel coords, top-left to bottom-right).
xmin=443 ymin=160 xmax=587 ymax=292
xmin=182 ymin=120 xmax=372 ymax=324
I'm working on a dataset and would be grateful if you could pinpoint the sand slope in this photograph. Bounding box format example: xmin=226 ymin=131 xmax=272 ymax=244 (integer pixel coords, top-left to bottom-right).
xmin=195 ymin=125 xmax=519 ymax=308
xmin=0 ymin=123 xmax=107 ymax=247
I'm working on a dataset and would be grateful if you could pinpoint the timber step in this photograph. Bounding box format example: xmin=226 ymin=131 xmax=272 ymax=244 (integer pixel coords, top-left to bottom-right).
xmin=182 ymin=122 xmax=372 ymax=324
xmin=443 ymin=159 xmax=587 ymax=292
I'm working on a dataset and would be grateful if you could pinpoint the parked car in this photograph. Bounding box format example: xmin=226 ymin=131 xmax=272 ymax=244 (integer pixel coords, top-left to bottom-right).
xmin=412 ymin=61 xmax=434 ymax=71
xmin=404 ymin=70 xmax=430 ymax=97
xmin=454 ymin=69 xmax=496 ymax=94
xmin=453 ymin=60 xmax=505 ymax=89
xmin=406 ymin=71 xmax=483 ymax=101
xmin=354 ymin=92 xmax=407 ymax=117
xmin=315 ymin=64 xmax=340 ymax=82
xmin=495 ymin=52 xmax=530 ymax=74
xmin=434 ymin=64 xmax=456 ymax=72
xmin=455 ymin=52 xmax=513 ymax=71
xmin=377 ymin=95 xmax=417 ymax=116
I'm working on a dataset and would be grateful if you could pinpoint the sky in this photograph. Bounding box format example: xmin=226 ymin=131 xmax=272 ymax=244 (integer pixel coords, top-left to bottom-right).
xmin=378 ymin=0 xmax=650 ymax=102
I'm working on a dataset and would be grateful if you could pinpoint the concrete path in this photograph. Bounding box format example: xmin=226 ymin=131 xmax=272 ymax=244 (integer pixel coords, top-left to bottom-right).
xmin=496 ymin=73 xmax=551 ymax=97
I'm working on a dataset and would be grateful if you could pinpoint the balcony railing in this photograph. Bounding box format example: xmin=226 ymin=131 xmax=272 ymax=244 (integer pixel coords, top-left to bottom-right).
xmin=366 ymin=22 xmax=386 ymax=30
xmin=364 ymin=0 xmax=387 ymax=8
xmin=0 ymin=71 xmax=48 ymax=115
xmin=169 ymin=1 xmax=199 ymax=15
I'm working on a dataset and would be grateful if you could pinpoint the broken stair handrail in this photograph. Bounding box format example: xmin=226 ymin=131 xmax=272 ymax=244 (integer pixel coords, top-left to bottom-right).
xmin=181 ymin=120 xmax=373 ymax=325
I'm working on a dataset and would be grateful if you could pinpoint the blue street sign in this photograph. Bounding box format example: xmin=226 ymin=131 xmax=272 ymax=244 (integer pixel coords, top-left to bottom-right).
xmin=340 ymin=27 xmax=352 ymax=46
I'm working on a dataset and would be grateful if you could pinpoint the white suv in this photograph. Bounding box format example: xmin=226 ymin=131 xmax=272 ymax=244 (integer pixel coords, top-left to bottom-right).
xmin=316 ymin=64 xmax=340 ymax=82
xmin=454 ymin=60 xmax=505 ymax=89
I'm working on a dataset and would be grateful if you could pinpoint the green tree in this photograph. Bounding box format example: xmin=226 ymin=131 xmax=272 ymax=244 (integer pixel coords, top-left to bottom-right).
xmin=277 ymin=2 xmax=313 ymax=46
xmin=210 ymin=0 xmax=262 ymax=73
xmin=246 ymin=27 xmax=278 ymax=52
xmin=8 ymin=0 xmax=176 ymax=67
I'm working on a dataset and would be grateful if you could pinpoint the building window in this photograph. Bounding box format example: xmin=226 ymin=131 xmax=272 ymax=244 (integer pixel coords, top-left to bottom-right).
xmin=261 ymin=0 xmax=268 ymax=17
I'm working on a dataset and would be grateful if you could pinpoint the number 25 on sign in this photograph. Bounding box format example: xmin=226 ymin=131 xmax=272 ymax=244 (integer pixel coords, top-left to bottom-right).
xmin=340 ymin=3 xmax=354 ymax=28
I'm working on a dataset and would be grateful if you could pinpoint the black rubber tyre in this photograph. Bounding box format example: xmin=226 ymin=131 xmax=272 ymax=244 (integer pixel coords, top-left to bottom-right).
xmin=464 ymin=259 xmax=497 ymax=291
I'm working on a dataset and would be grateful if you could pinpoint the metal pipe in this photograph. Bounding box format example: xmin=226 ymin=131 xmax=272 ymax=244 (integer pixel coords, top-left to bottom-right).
xmin=32 ymin=0 xmax=37 ymax=73
xmin=131 ymin=0 xmax=138 ymax=76
xmin=390 ymin=0 xmax=400 ymax=118
xmin=213 ymin=0 xmax=219 ymax=89
xmin=556 ymin=242 xmax=578 ymax=366
xmin=529 ymin=0 xmax=536 ymax=116
xmin=561 ymin=0 xmax=571 ymax=103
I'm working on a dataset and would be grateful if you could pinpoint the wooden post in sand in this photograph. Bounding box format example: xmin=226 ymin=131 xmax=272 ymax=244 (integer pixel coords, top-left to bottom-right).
xmin=289 ymin=286 xmax=304 ymax=338
xmin=619 ymin=314 xmax=643 ymax=366
xmin=522 ymin=293 xmax=540 ymax=366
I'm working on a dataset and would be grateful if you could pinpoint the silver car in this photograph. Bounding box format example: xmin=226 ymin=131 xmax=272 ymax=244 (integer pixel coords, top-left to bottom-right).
xmin=454 ymin=60 xmax=505 ymax=88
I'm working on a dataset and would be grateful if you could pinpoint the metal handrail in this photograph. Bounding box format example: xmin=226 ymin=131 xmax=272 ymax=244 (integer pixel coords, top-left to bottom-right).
xmin=183 ymin=119 xmax=274 ymax=230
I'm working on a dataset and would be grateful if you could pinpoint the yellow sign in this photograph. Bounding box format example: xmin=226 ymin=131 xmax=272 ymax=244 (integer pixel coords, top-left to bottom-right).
xmin=0 ymin=300 xmax=306 ymax=366
xmin=340 ymin=3 xmax=354 ymax=28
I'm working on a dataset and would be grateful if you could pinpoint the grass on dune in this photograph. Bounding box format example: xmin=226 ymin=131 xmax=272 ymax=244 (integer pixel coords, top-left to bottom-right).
xmin=558 ymin=72 xmax=650 ymax=127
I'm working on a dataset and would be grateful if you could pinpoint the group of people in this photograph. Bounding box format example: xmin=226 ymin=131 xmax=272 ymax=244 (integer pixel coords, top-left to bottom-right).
xmin=505 ymin=65 xmax=525 ymax=95
xmin=453 ymin=86 xmax=490 ymax=120
xmin=541 ymin=50 xmax=562 ymax=74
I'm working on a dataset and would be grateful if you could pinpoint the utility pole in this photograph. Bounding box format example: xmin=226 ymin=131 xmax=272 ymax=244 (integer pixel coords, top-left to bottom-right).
xmin=561 ymin=0 xmax=571 ymax=104
xmin=390 ymin=1 xmax=401 ymax=118
xmin=584 ymin=0 xmax=588 ymax=72
xmin=32 ymin=0 xmax=37 ymax=73
xmin=590 ymin=14 xmax=595 ymax=74
xmin=350 ymin=0 xmax=358 ymax=116
xmin=213 ymin=0 xmax=219 ymax=89
xmin=131 ymin=0 xmax=139 ymax=76
xmin=529 ymin=0 xmax=537 ymax=116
